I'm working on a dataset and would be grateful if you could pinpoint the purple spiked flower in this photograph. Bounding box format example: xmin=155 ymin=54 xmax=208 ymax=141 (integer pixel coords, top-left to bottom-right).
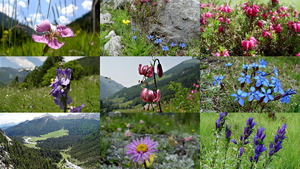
xmin=225 ymin=125 xmax=232 ymax=143
xmin=243 ymin=117 xmax=256 ymax=141
xmin=70 ymin=104 xmax=85 ymax=112
xmin=254 ymin=144 xmax=267 ymax=163
xmin=269 ymin=123 xmax=287 ymax=157
xmin=239 ymin=147 xmax=244 ymax=158
xmin=253 ymin=126 xmax=267 ymax=163
xmin=215 ymin=112 xmax=228 ymax=132
xmin=126 ymin=137 xmax=157 ymax=163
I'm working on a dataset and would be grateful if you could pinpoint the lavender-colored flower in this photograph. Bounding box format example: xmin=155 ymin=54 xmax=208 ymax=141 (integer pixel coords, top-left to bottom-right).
xmin=253 ymin=126 xmax=266 ymax=147
xmin=147 ymin=35 xmax=154 ymax=40
xmin=170 ymin=42 xmax=176 ymax=47
xmin=269 ymin=124 xmax=287 ymax=157
xmin=225 ymin=62 xmax=232 ymax=67
xmin=250 ymin=156 xmax=253 ymax=162
xmin=248 ymin=87 xmax=263 ymax=101
xmin=254 ymin=144 xmax=267 ymax=163
xmin=238 ymin=73 xmax=251 ymax=84
xmin=213 ymin=75 xmax=225 ymax=86
xmin=54 ymin=93 xmax=73 ymax=110
xmin=154 ymin=38 xmax=162 ymax=44
xmin=225 ymin=125 xmax=232 ymax=143
xmin=162 ymin=46 xmax=169 ymax=51
xmin=32 ymin=19 xmax=74 ymax=49
xmin=270 ymin=77 xmax=284 ymax=94
xmin=179 ymin=43 xmax=185 ymax=48
xmin=243 ymin=117 xmax=256 ymax=141
xmin=254 ymin=74 xmax=269 ymax=87
xmin=126 ymin=137 xmax=157 ymax=163
xmin=216 ymin=112 xmax=228 ymax=132
xmin=242 ymin=64 xmax=250 ymax=70
xmin=231 ymin=139 xmax=237 ymax=144
xmin=231 ymin=89 xmax=248 ymax=106
xmin=281 ymin=88 xmax=297 ymax=104
xmin=258 ymin=59 xmax=267 ymax=68
xmin=261 ymin=87 xmax=274 ymax=103
xmin=133 ymin=29 xmax=136 ymax=33
xmin=70 ymin=104 xmax=84 ymax=112
xmin=239 ymin=147 xmax=244 ymax=158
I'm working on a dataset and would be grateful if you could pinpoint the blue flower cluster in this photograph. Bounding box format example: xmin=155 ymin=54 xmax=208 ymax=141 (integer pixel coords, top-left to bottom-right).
xmin=146 ymin=33 xmax=186 ymax=52
xmin=213 ymin=59 xmax=297 ymax=106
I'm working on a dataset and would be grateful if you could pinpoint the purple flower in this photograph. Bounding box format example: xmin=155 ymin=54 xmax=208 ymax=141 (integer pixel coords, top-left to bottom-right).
xmin=248 ymin=87 xmax=263 ymax=102
xmin=179 ymin=43 xmax=185 ymax=48
xmin=231 ymin=139 xmax=237 ymax=144
xmin=269 ymin=124 xmax=287 ymax=158
xmin=133 ymin=29 xmax=136 ymax=33
xmin=54 ymin=93 xmax=73 ymax=110
xmin=252 ymin=127 xmax=267 ymax=164
xmin=215 ymin=112 xmax=228 ymax=132
xmin=133 ymin=36 xmax=137 ymax=41
xmin=239 ymin=147 xmax=244 ymax=158
xmin=242 ymin=64 xmax=250 ymax=70
xmin=32 ymin=19 xmax=74 ymax=49
xmin=225 ymin=125 xmax=232 ymax=143
xmin=162 ymin=46 xmax=169 ymax=51
xmin=70 ymin=104 xmax=84 ymax=112
xmin=126 ymin=137 xmax=157 ymax=163
xmin=170 ymin=42 xmax=176 ymax=47
xmin=154 ymin=38 xmax=162 ymax=44
xmin=273 ymin=66 xmax=278 ymax=76
xmin=243 ymin=117 xmax=256 ymax=141
xmin=254 ymin=144 xmax=267 ymax=163
xmin=251 ymin=62 xmax=259 ymax=68
xmin=147 ymin=35 xmax=154 ymax=40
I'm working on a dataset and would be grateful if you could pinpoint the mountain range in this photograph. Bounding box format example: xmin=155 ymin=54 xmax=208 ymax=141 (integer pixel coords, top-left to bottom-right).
xmin=0 ymin=67 xmax=31 ymax=86
xmin=100 ymin=76 xmax=125 ymax=99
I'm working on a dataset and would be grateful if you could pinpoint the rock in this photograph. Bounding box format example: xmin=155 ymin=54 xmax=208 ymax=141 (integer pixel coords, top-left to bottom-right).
xmin=114 ymin=0 xmax=134 ymax=9
xmin=104 ymin=30 xmax=122 ymax=56
xmin=148 ymin=0 xmax=200 ymax=45
xmin=100 ymin=13 xmax=114 ymax=24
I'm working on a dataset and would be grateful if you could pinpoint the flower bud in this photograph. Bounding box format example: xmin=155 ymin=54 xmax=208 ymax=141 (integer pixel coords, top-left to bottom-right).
xmin=157 ymin=63 xmax=163 ymax=77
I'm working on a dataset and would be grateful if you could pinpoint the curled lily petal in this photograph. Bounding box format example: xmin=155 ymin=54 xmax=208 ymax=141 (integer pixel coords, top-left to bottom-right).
xmin=153 ymin=89 xmax=161 ymax=102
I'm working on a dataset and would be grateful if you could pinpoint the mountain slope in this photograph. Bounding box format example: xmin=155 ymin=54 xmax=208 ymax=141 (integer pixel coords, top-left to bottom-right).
xmin=0 ymin=67 xmax=30 ymax=85
xmin=100 ymin=76 xmax=125 ymax=99
xmin=77 ymin=57 xmax=100 ymax=75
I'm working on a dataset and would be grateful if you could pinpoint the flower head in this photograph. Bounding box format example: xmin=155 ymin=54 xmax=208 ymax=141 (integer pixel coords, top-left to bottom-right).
xmin=213 ymin=75 xmax=225 ymax=86
xmin=147 ymin=35 xmax=154 ymax=40
xmin=32 ymin=20 xmax=74 ymax=49
xmin=231 ymin=89 xmax=248 ymax=106
xmin=162 ymin=46 xmax=169 ymax=51
xmin=122 ymin=20 xmax=131 ymax=25
xmin=258 ymin=59 xmax=267 ymax=68
xmin=248 ymin=87 xmax=263 ymax=101
xmin=281 ymin=89 xmax=297 ymax=104
xmin=138 ymin=64 xmax=154 ymax=78
xmin=215 ymin=112 xmax=228 ymax=132
xmin=225 ymin=125 xmax=232 ymax=143
xmin=179 ymin=43 xmax=185 ymax=48
xmin=126 ymin=137 xmax=157 ymax=163
xmin=141 ymin=88 xmax=161 ymax=103
xmin=157 ymin=63 xmax=163 ymax=77
xmin=70 ymin=104 xmax=84 ymax=112
xmin=225 ymin=63 xmax=232 ymax=67
xmin=261 ymin=87 xmax=274 ymax=103
xmin=170 ymin=42 xmax=176 ymax=47
xmin=238 ymin=73 xmax=251 ymax=84
xmin=125 ymin=130 xmax=132 ymax=137
xmin=133 ymin=36 xmax=137 ymax=41
xmin=154 ymin=39 xmax=162 ymax=44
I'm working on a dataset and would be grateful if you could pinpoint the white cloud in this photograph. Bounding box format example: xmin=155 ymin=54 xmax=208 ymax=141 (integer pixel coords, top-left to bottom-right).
xmin=35 ymin=57 xmax=47 ymax=62
xmin=0 ymin=3 xmax=15 ymax=17
xmin=6 ymin=57 xmax=36 ymax=70
xmin=45 ymin=0 xmax=50 ymax=3
xmin=82 ymin=0 xmax=92 ymax=10
xmin=18 ymin=1 xmax=26 ymax=8
xmin=64 ymin=57 xmax=84 ymax=62
xmin=58 ymin=16 xmax=70 ymax=25
xmin=60 ymin=4 xmax=78 ymax=16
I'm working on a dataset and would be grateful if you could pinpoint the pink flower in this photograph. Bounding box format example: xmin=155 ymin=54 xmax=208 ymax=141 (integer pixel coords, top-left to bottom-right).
xmin=226 ymin=19 xmax=231 ymax=25
xmin=272 ymin=0 xmax=279 ymax=4
xmin=138 ymin=64 xmax=154 ymax=78
xmin=32 ymin=19 xmax=74 ymax=49
xmin=216 ymin=49 xmax=229 ymax=57
xmin=196 ymin=85 xmax=199 ymax=88
xmin=125 ymin=130 xmax=132 ymax=137
xmin=140 ymin=120 xmax=144 ymax=124
xmin=293 ymin=22 xmax=300 ymax=33
xmin=258 ymin=20 xmax=263 ymax=28
xmin=218 ymin=26 xmax=224 ymax=34
xmin=296 ymin=53 xmax=300 ymax=56
xmin=203 ymin=12 xmax=213 ymax=18
xmin=157 ymin=63 xmax=163 ymax=77
xmin=200 ymin=26 xmax=204 ymax=32
xmin=294 ymin=10 xmax=298 ymax=17
xmin=241 ymin=36 xmax=257 ymax=51
xmin=185 ymin=136 xmax=194 ymax=142
xmin=244 ymin=3 xmax=260 ymax=18
xmin=126 ymin=123 xmax=131 ymax=128
xmin=219 ymin=4 xmax=231 ymax=13
xmin=187 ymin=97 xmax=190 ymax=100
xmin=262 ymin=29 xmax=272 ymax=38
xmin=141 ymin=88 xmax=161 ymax=103
xmin=218 ymin=17 xmax=225 ymax=22
xmin=117 ymin=128 xmax=122 ymax=131
xmin=275 ymin=24 xmax=282 ymax=33
xmin=200 ymin=3 xmax=206 ymax=9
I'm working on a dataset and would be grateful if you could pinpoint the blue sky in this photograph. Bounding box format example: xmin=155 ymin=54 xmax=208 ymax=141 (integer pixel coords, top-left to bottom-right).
xmin=0 ymin=57 xmax=83 ymax=70
xmin=100 ymin=57 xmax=192 ymax=87
xmin=0 ymin=0 xmax=92 ymax=27
xmin=0 ymin=113 xmax=94 ymax=125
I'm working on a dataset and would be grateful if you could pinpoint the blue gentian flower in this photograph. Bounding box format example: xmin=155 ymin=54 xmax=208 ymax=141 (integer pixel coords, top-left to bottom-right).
xmin=147 ymin=35 xmax=154 ymax=40
xmin=261 ymin=87 xmax=274 ymax=103
xmin=273 ymin=66 xmax=278 ymax=76
xmin=254 ymin=144 xmax=267 ymax=163
xmin=255 ymin=71 xmax=267 ymax=77
xmin=254 ymin=74 xmax=269 ymax=87
xmin=231 ymin=139 xmax=237 ymax=144
xmin=179 ymin=43 xmax=185 ymax=48
xmin=248 ymin=87 xmax=263 ymax=101
xmin=213 ymin=75 xmax=225 ymax=86
xmin=215 ymin=112 xmax=228 ymax=132
xmin=243 ymin=117 xmax=256 ymax=140
xmin=154 ymin=38 xmax=162 ymax=44
xmin=231 ymin=89 xmax=248 ymax=106
xmin=238 ymin=73 xmax=251 ymax=84
xmin=281 ymin=88 xmax=297 ymax=104
xmin=133 ymin=29 xmax=136 ymax=33
xmin=162 ymin=46 xmax=169 ymax=51
xmin=253 ymin=126 xmax=266 ymax=147
xmin=225 ymin=63 xmax=232 ymax=67
xmin=132 ymin=36 xmax=137 ymax=41
xmin=242 ymin=64 xmax=250 ymax=70
xmin=239 ymin=147 xmax=244 ymax=158
xmin=269 ymin=123 xmax=287 ymax=157
xmin=170 ymin=42 xmax=176 ymax=47
xmin=270 ymin=77 xmax=284 ymax=94
xmin=251 ymin=62 xmax=259 ymax=68
xmin=258 ymin=59 xmax=267 ymax=68
xmin=225 ymin=125 xmax=232 ymax=143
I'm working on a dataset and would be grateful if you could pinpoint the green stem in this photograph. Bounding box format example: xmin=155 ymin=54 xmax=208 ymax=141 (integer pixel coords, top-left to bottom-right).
xmin=153 ymin=59 xmax=162 ymax=113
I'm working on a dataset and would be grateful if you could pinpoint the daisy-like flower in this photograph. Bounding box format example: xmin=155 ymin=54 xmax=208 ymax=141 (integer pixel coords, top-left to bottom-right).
xmin=126 ymin=137 xmax=157 ymax=163
xmin=32 ymin=20 xmax=74 ymax=49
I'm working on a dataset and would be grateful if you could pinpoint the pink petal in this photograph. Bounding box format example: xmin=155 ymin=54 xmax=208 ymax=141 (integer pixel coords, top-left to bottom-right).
xmin=47 ymin=37 xmax=65 ymax=49
xmin=32 ymin=34 xmax=49 ymax=44
xmin=36 ymin=20 xmax=51 ymax=33
xmin=56 ymin=25 xmax=75 ymax=37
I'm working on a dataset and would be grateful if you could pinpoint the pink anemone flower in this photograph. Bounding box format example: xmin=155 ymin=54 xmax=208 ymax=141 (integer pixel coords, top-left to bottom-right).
xmin=32 ymin=19 xmax=74 ymax=49
xmin=126 ymin=137 xmax=157 ymax=163
xmin=141 ymin=88 xmax=161 ymax=103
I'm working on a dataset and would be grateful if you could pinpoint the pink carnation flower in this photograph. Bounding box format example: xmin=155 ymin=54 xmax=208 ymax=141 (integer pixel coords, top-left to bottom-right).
xmin=32 ymin=19 xmax=74 ymax=49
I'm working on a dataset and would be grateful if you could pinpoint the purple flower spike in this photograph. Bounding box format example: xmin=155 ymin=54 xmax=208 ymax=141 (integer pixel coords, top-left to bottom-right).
xmin=231 ymin=139 xmax=237 ymax=144
xmin=32 ymin=19 xmax=74 ymax=50
xmin=215 ymin=112 xmax=228 ymax=132
xmin=239 ymin=147 xmax=244 ymax=158
xmin=225 ymin=125 xmax=232 ymax=141
xmin=70 ymin=104 xmax=84 ymax=112
xmin=269 ymin=123 xmax=287 ymax=158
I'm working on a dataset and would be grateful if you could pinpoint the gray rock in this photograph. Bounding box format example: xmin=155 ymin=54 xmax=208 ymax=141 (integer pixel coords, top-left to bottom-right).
xmin=100 ymin=13 xmax=114 ymax=24
xmin=104 ymin=31 xmax=122 ymax=56
xmin=148 ymin=0 xmax=200 ymax=45
xmin=114 ymin=0 xmax=134 ymax=9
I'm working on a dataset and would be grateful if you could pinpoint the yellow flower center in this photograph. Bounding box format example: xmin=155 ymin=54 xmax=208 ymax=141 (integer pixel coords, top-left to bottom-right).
xmin=51 ymin=78 xmax=54 ymax=83
xmin=136 ymin=143 xmax=148 ymax=153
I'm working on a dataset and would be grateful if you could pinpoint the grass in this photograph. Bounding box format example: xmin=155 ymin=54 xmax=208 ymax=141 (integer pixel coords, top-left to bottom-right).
xmin=201 ymin=57 xmax=300 ymax=113
xmin=0 ymin=75 xmax=100 ymax=112
xmin=100 ymin=4 xmax=199 ymax=56
xmin=1 ymin=31 xmax=99 ymax=56
xmin=200 ymin=113 xmax=300 ymax=168
xmin=207 ymin=0 xmax=300 ymax=11
xmin=23 ymin=128 xmax=69 ymax=148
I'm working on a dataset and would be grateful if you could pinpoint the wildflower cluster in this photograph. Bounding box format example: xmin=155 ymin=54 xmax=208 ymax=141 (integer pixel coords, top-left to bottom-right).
xmin=138 ymin=58 xmax=163 ymax=112
xmin=50 ymin=68 xmax=84 ymax=112
xmin=200 ymin=1 xmax=300 ymax=56
xmin=204 ymin=113 xmax=287 ymax=168
xmin=214 ymin=59 xmax=297 ymax=112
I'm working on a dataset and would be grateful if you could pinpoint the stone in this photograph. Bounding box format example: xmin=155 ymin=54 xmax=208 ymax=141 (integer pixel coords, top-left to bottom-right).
xmin=100 ymin=13 xmax=114 ymax=24
xmin=148 ymin=0 xmax=200 ymax=45
xmin=113 ymin=0 xmax=134 ymax=9
xmin=104 ymin=30 xmax=122 ymax=56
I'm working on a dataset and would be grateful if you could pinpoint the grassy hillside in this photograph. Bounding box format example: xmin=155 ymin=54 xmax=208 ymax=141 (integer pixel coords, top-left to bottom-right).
xmin=100 ymin=76 xmax=125 ymax=99
xmin=0 ymin=75 xmax=100 ymax=112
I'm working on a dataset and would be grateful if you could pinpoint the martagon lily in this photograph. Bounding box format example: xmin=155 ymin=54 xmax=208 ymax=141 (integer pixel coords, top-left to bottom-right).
xmin=32 ymin=19 xmax=74 ymax=52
